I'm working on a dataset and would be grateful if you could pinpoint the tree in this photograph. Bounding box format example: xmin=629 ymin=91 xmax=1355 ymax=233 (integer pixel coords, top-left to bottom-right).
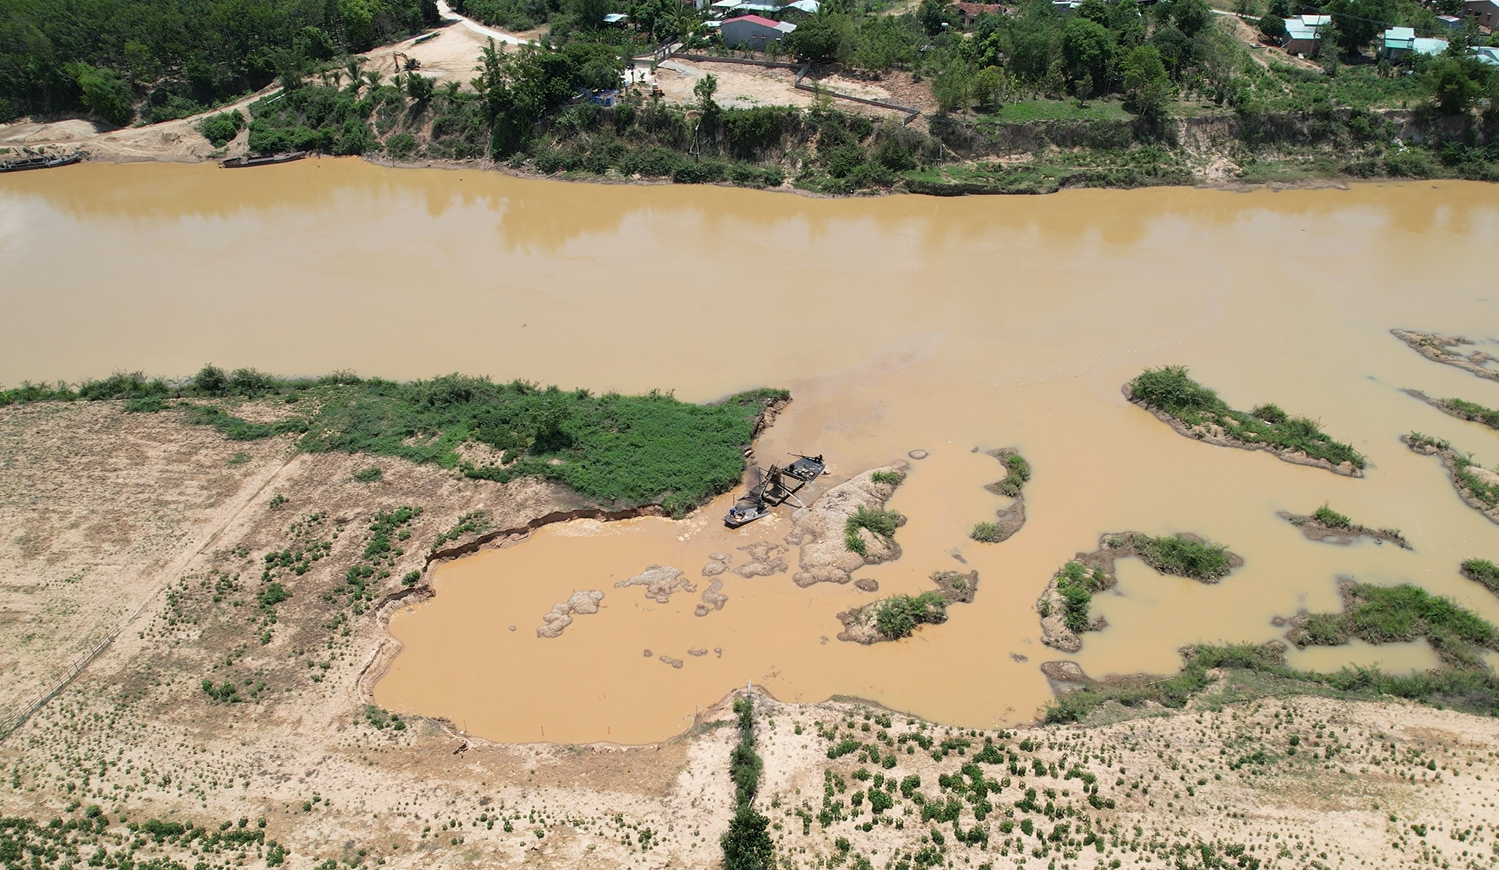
xmin=405 ymin=71 xmax=435 ymax=101
xmin=919 ymin=0 xmax=951 ymax=36
xmin=1326 ymin=0 xmax=1395 ymax=56
xmin=1258 ymin=15 xmax=1287 ymax=42
xmin=572 ymin=0 xmax=610 ymax=29
xmin=1121 ymin=44 xmax=1171 ymax=117
xmin=1171 ymin=0 xmax=1211 ymax=37
xmin=694 ymin=72 xmax=718 ymax=110
xmin=340 ymin=0 xmax=375 ymax=50
xmin=971 ymin=65 xmax=1004 ymax=109
xmin=720 ymin=807 xmax=774 ymax=870
xmin=68 ymin=64 xmax=133 ymax=126
xmin=932 ymin=60 xmax=975 ymax=113
xmin=1061 ymin=17 xmax=1114 ymax=98
xmin=784 ymin=16 xmax=840 ymax=63
xmin=1424 ymin=53 xmax=1492 ymax=114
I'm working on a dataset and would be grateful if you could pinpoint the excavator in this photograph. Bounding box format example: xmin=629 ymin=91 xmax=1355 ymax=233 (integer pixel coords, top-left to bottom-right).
xmin=392 ymin=52 xmax=421 ymax=73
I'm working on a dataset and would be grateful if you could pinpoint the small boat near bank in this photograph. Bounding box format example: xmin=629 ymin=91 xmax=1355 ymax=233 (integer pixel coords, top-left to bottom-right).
xmin=221 ymin=151 xmax=307 ymax=169
xmin=0 ymin=152 xmax=83 ymax=173
xmin=724 ymin=454 xmax=827 ymax=528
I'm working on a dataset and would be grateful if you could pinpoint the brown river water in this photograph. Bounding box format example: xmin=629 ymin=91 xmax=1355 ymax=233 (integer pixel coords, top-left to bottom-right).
xmin=3 ymin=160 xmax=1498 ymax=744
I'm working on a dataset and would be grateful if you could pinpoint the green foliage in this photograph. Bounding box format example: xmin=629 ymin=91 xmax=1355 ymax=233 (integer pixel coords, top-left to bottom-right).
xmin=362 ymin=704 xmax=406 ymax=731
xmin=1289 ymin=582 xmax=1499 ymax=669
xmin=874 ymin=591 xmax=948 ymax=639
xmin=1424 ymin=54 xmax=1494 ymax=115
xmin=2 ymin=369 xmax=786 ymax=516
xmin=1131 ymin=533 xmax=1232 ymax=580
xmin=971 ymin=522 xmax=1003 ymax=543
xmin=1054 ymin=561 xmax=1107 ymax=633
xmin=722 ymin=696 xmax=774 ymax=870
xmin=200 ymin=679 xmax=240 ymax=704
xmin=353 ymin=466 xmax=384 ymax=483
xmin=1120 ymin=45 xmax=1171 ymax=118
xmin=870 ymin=470 xmax=905 ymax=486
xmin=248 ymin=86 xmax=379 ymax=156
xmin=199 ymin=111 xmax=245 ymax=147
xmin=1462 ymin=559 xmax=1499 ymax=594
xmin=1444 ymin=398 xmax=1499 ymax=429
xmin=845 ymin=507 xmax=901 ymax=554
xmin=431 ymin=510 xmax=493 ymax=551
xmin=67 ymin=64 xmax=134 ymax=126
xmin=997 ymin=453 xmax=1031 ymax=497
xmin=1312 ymin=504 xmax=1351 ymax=528
xmin=1128 ymin=366 xmax=1365 ymax=470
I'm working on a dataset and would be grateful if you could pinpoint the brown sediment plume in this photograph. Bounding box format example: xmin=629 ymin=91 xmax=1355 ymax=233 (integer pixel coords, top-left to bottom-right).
xmin=836 ymin=569 xmax=978 ymax=645
xmin=537 ymin=590 xmax=605 ymax=638
xmin=1038 ymin=532 xmax=1245 ymax=653
xmin=1123 ymin=384 xmax=1364 ymax=478
xmin=786 ymin=465 xmax=906 ymax=588
xmin=1403 ymin=434 xmax=1499 ymax=527
xmin=1392 ymin=329 xmax=1499 ymax=383
xmin=1277 ymin=510 xmax=1411 ymax=549
xmin=614 ymin=565 xmax=694 ymax=604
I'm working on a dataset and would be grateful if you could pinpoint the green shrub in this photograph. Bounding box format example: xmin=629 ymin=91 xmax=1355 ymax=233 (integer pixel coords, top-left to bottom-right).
xmin=353 ymin=466 xmax=384 ymax=483
xmin=997 ymin=453 xmax=1031 ymax=497
xmin=1462 ymin=559 xmax=1499 ymax=594
xmin=874 ymin=592 xmax=947 ymax=639
xmin=1445 ymin=398 xmax=1499 ymax=429
xmin=1053 ymin=561 xmax=1106 ymax=633
xmin=386 ymin=132 xmax=418 ymax=160
xmin=200 ymin=111 xmax=246 ymax=147
xmin=870 ymin=470 xmax=905 ymax=486
xmin=1312 ymin=504 xmax=1351 ymax=528
xmin=845 ymin=506 xmax=901 ymax=553
xmin=1132 ymin=533 xmax=1232 ymax=580
xmin=1290 ymin=582 xmax=1499 ymax=669
xmin=971 ymin=522 xmax=1002 ymax=543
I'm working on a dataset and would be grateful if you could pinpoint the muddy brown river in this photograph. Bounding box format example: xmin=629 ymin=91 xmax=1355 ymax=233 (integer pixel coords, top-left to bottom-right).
xmin=3 ymin=160 xmax=1498 ymax=744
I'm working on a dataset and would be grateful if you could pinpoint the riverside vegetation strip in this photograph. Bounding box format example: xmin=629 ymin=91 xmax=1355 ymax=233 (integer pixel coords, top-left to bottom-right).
xmin=1404 ymin=432 xmax=1499 ymax=526
xmin=1126 ymin=365 xmax=1366 ymax=476
xmin=1277 ymin=504 xmax=1411 ymax=549
xmin=0 ymin=367 xmax=788 ymax=516
xmin=10 ymin=0 xmax=1499 ymax=193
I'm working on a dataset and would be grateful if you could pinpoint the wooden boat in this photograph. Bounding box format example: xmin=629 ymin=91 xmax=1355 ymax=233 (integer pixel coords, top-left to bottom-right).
xmin=0 ymin=152 xmax=82 ymax=173
xmin=724 ymin=454 xmax=823 ymax=527
xmin=221 ymin=151 xmax=307 ymax=169
xmin=784 ymin=453 xmax=827 ymax=482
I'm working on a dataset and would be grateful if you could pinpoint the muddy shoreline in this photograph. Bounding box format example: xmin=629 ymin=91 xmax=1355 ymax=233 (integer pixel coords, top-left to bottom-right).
xmin=1276 ymin=510 xmax=1411 ymax=549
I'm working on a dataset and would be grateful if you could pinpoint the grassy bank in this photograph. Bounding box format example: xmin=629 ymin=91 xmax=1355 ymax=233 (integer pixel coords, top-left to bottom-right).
xmin=0 ymin=368 xmax=786 ymax=516
xmin=1129 ymin=365 xmax=1365 ymax=471
xmin=1289 ymin=581 xmax=1499 ymax=669
xmin=1043 ymin=641 xmax=1499 ymax=724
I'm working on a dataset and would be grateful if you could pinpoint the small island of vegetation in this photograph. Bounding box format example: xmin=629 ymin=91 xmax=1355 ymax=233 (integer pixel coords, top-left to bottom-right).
xmin=837 ymin=569 xmax=978 ymax=644
xmin=1404 ymin=432 xmax=1499 ymax=526
xmin=1127 ymin=365 xmax=1365 ymax=476
xmin=971 ymin=447 xmax=1029 ymax=544
xmin=1278 ymin=503 xmax=1410 ymax=548
xmin=1288 ymin=578 xmax=1499 ymax=669
xmin=1038 ymin=531 xmax=1242 ymax=651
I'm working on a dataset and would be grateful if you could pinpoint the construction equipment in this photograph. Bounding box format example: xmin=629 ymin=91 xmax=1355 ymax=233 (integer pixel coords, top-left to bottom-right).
xmin=723 ymin=454 xmax=821 ymax=527
xmin=392 ymin=52 xmax=421 ymax=72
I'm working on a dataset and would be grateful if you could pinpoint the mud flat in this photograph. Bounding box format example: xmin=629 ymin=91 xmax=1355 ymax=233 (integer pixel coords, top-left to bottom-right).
xmin=786 ymin=466 xmax=907 ymax=588
xmin=1039 ymin=532 xmax=1244 ymax=652
xmin=1277 ymin=509 xmax=1411 ymax=549
xmin=971 ymin=448 xmax=1029 ymax=544
xmin=1403 ymin=433 xmax=1499 ymax=526
xmin=1392 ymin=329 xmax=1499 ymax=382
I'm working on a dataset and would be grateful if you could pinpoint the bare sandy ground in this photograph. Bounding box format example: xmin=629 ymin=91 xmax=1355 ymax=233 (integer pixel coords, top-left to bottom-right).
xmin=2 ymin=400 xmax=1497 ymax=869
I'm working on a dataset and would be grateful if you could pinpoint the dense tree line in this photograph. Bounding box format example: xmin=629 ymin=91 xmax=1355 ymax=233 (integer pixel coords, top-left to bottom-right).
xmin=0 ymin=0 xmax=438 ymax=125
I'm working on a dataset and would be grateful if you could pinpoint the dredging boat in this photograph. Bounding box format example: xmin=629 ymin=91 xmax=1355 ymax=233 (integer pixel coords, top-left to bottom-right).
xmin=723 ymin=454 xmax=827 ymax=528
xmin=0 ymin=152 xmax=83 ymax=173
xmin=221 ymin=151 xmax=307 ymax=168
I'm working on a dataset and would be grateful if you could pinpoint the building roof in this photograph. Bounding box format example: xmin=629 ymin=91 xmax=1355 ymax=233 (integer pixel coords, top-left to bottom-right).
xmin=1475 ymin=45 xmax=1499 ymax=65
xmin=786 ymin=0 xmax=820 ymax=12
xmin=602 ymin=12 xmax=628 ymax=22
xmin=1438 ymin=14 xmax=1463 ymax=27
xmin=1413 ymin=36 xmax=1448 ymax=54
xmin=956 ymin=2 xmax=1002 ymax=14
xmin=723 ymin=13 xmax=796 ymax=29
xmin=1383 ymin=26 xmax=1415 ymax=49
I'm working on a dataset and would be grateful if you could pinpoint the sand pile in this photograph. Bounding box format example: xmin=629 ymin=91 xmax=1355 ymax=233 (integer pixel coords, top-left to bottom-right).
xmin=786 ymin=466 xmax=905 ymax=588
xmin=536 ymin=590 xmax=604 ymax=638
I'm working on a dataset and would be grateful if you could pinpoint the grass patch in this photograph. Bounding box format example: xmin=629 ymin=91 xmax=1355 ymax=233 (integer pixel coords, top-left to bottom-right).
xmin=1443 ymin=398 xmax=1499 ymax=430
xmin=971 ymin=522 xmax=1003 ymax=543
xmin=996 ymin=453 xmax=1031 ymax=498
xmin=430 ymin=510 xmax=493 ymax=552
xmin=844 ymin=506 xmax=901 ymax=555
xmin=1128 ymin=533 xmax=1233 ymax=580
xmin=352 ymin=467 xmax=383 ymax=483
xmin=1463 ymin=559 xmax=1499 ymax=594
xmin=980 ymin=99 xmax=1133 ymax=123
xmin=1289 ymin=582 xmax=1499 ymax=669
xmin=870 ymin=470 xmax=905 ymax=486
xmin=874 ymin=591 xmax=948 ymax=640
xmin=1054 ymin=562 xmax=1108 ymax=633
xmin=1128 ymin=366 xmax=1365 ymax=470
xmin=1312 ymin=504 xmax=1351 ymax=529
xmin=1042 ymin=642 xmax=1499 ymax=725
xmin=0 ymin=367 xmax=787 ymax=517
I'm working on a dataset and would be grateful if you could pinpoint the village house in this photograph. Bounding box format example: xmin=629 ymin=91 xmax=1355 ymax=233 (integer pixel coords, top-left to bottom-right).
xmin=1466 ymin=0 xmax=1499 ymax=30
xmin=1380 ymin=26 xmax=1448 ymax=61
xmin=720 ymin=14 xmax=797 ymax=49
xmin=1281 ymin=14 xmax=1330 ymax=56
xmin=955 ymin=2 xmax=1002 ymax=26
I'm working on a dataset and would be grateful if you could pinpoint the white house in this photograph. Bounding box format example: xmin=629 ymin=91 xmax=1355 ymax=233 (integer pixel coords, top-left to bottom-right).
xmin=1282 ymin=14 xmax=1330 ymax=56
xmin=720 ymin=14 xmax=796 ymax=49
